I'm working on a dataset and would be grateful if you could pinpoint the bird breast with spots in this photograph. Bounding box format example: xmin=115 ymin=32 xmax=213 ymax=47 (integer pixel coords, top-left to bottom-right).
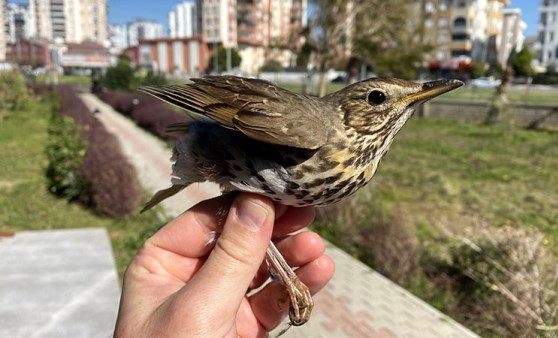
xmin=170 ymin=122 xmax=377 ymax=207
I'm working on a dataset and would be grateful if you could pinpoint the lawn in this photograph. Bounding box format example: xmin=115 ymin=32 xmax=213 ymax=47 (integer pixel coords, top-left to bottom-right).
xmin=372 ymin=118 xmax=558 ymax=242
xmin=312 ymin=117 xmax=558 ymax=335
xmin=440 ymin=86 xmax=558 ymax=106
xmin=0 ymin=98 xmax=163 ymax=276
xmin=278 ymin=81 xmax=558 ymax=106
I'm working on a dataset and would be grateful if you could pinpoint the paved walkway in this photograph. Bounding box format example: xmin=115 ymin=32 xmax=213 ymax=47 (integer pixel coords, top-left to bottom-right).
xmin=81 ymin=93 xmax=479 ymax=338
xmin=0 ymin=228 xmax=120 ymax=338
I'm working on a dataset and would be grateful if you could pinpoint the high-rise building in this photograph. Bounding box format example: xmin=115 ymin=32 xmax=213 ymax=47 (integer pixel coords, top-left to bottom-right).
xmin=0 ymin=0 xmax=6 ymax=61
xmin=198 ymin=0 xmax=237 ymax=47
xmin=419 ymin=0 xmax=510 ymax=64
xmin=536 ymin=0 xmax=558 ymax=69
xmin=235 ymin=0 xmax=307 ymax=73
xmin=236 ymin=0 xmax=306 ymax=48
xmin=169 ymin=1 xmax=198 ymax=38
xmin=498 ymin=8 xmax=526 ymax=67
xmin=28 ymin=0 xmax=108 ymax=44
xmin=109 ymin=24 xmax=128 ymax=50
xmin=127 ymin=20 xmax=164 ymax=46
xmin=7 ymin=3 xmax=32 ymax=43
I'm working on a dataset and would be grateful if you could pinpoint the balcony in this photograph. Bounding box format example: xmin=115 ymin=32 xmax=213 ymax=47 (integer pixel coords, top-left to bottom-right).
xmin=450 ymin=40 xmax=472 ymax=51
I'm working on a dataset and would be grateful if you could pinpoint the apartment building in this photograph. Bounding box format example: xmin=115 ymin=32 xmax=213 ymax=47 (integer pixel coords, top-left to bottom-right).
xmin=7 ymin=3 xmax=32 ymax=43
xmin=109 ymin=24 xmax=128 ymax=50
xmin=127 ymin=20 xmax=164 ymax=46
xmin=28 ymin=0 xmax=107 ymax=44
xmin=169 ymin=1 xmax=198 ymax=38
xmin=498 ymin=8 xmax=526 ymax=66
xmin=537 ymin=0 xmax=558 ymax=68
xmin=0 ymin=0 xmax=6 ymax=62
xmin=235 ymin=0 xmax=307 ymax=74
xmin=197 ymin=0 xmax=237 ymax=47
xmin=420 ymin=0 xmax=510 ymax=65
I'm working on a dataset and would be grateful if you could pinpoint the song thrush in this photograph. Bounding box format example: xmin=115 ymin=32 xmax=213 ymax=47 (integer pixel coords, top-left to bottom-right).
xmin=140 ymin=76 xmax=463 ymax=327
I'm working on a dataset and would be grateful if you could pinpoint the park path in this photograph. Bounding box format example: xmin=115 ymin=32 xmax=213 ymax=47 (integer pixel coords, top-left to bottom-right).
xmin=80 ymin=93 xmax=479 ymax=338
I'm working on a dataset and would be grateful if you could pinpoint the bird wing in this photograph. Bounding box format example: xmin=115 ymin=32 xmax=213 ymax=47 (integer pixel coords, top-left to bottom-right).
xmin=139 ymin=76 xmax=328 ymax=149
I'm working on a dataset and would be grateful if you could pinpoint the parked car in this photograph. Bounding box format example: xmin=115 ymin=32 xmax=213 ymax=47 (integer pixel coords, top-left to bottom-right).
xmin=470 ymin=76 xmax=501 ymax=88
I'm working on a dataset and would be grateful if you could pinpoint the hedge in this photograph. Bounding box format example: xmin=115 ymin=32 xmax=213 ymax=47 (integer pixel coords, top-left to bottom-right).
xmin=51 ymin=85 xmax=142 ymax=216
xmin=96 ymin=90 xmax=191 ymax=142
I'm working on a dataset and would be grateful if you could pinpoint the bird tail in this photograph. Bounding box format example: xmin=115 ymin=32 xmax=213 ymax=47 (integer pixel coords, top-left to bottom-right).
xmin=141 ymin=185 xmax=186 ymax=213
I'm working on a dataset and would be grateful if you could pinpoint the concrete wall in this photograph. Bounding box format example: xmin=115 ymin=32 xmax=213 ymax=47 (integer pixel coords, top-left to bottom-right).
xmin=422 ymin=100 xmax=558 ymax=130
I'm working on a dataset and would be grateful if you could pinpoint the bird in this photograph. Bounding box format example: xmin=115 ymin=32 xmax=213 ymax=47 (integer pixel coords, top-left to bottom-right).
xmin=139 ymin=75 xmax=463 ymax=327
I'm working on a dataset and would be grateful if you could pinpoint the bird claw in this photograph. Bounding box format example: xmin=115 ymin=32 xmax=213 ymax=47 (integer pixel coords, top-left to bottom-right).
xmin=266 ymin=241 xmax=313 ymax=327
xmin=287 ymin=278 xmax=313 ymax=326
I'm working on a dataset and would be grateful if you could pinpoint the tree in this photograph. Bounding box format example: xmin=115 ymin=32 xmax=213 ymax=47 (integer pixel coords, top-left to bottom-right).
xmin=296 ymin=42 xmax=312 ymax=68
xmin=305 ymin=0 xmax=429 ymax=96
xmin=0 ymin=70 xmax=29 ymax=122
xmin=304 ymin=0 xmax=355 ymax=96
xmin=101 ymin=55 xmax=137 ymax=91
xmin=351 ymin=0 xmax=429 ymax=80
xmin=512 ymin=46 xmax=534 ymax=77
xmin=260 ymin=59 xmax=283 ymax=72
xmin=208 ymin=46 xmax=242 ymax=73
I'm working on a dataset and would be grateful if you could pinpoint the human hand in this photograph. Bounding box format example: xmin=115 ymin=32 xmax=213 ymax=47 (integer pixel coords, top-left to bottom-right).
xmin=114 ymin=193 xmax=335 ymax=337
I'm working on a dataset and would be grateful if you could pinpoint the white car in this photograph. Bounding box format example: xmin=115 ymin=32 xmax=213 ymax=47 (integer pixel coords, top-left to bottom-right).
xmin=470 ymin=76 xmax=501 ymax=88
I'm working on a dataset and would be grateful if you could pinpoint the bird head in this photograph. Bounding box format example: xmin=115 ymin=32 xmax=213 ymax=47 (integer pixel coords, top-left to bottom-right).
xmin=327 ymin=78 xmax=463 ymax=137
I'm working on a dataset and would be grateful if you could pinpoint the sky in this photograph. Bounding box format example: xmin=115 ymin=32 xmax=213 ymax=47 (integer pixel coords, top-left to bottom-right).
xmin=9 ymin=0 xmax=541 ymax=37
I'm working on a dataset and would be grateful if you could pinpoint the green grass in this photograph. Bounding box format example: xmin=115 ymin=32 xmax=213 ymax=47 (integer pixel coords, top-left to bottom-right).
xmin=278 ymin=82 xmax=558 ymax=107
xmin=34 ymin=75 xmax=92 ymax=85
xmin=278 ymin=82 xmax=345 ymax=96
xmin=440 ymin=86 xmax=558 ymax=106
xmin=370 ymin=118 xmax=558 ymax=245
xmin=0 ymin=98 xmax=163 ymax=276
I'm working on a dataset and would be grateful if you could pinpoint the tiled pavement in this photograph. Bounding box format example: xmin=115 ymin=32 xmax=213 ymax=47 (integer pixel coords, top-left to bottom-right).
xmin=82 ymin=93 xmax=479 ymax=337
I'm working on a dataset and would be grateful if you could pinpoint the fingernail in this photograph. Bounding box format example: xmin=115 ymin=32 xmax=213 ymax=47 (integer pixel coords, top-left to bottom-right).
xmin=236 ymin=198 xmax=268 ymax=231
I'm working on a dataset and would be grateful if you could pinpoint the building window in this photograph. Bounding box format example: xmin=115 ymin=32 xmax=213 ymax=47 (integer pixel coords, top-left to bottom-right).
xmin=456 ymin=0 xmax=467 ymax=7
xmin=453 ymin=17 xmax=466 ymax=28
xmin=425 ymin=2 xmax=435 ymax=13
xmin=452 ymin=33 xmax=470 ymax=41
xmin=439 ymin=19 xmax=448 ymax=28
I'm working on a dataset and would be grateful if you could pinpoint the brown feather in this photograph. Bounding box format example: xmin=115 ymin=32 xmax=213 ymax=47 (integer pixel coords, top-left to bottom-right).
xmin=139 ymin=76 xmax=329 ymax=149
xmin=141 ymin=185 xmax=185 ymax=213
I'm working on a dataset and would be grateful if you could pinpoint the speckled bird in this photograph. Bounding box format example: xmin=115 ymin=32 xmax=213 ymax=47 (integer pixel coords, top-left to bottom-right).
xmin=139 ymin=75 xmax=463 ymax=326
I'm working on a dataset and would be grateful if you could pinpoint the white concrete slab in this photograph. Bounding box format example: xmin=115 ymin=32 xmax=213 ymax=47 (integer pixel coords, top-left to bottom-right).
xmin=0 ymin=228 xmax=120 ymax=338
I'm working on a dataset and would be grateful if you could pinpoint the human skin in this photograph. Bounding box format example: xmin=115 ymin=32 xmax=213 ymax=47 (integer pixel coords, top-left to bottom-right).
xmin=114 ymin=193 xmax=335 ymax=338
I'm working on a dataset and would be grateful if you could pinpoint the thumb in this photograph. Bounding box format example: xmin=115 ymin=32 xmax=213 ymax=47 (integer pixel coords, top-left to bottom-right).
xmin=189 ymin=193 xmax=274 ymax=313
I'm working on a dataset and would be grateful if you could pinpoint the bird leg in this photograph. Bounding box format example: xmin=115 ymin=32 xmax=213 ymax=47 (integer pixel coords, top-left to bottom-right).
xmin=266 ymin=241 xmax=313 ymax=326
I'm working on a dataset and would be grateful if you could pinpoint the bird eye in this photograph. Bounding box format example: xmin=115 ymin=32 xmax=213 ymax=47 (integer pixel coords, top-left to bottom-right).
xmin=367 ymin=90 xmax=387 ymax=105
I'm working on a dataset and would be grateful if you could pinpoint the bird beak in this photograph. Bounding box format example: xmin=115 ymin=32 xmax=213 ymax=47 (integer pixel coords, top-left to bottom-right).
xmin=400 ymin=79 xmax=464 ymax=104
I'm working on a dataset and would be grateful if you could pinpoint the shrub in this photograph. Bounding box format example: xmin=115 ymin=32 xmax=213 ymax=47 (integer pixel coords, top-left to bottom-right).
xmin=46 ymin=110 xmax=87 ymax=200
xmin=314 ymin=190 xmax=420 ymax=285
xmin=0 ymin=70 xmax=29 ymax=121
xmin=96 ymin=91 xmax=191 ymax=142
xmin=435 ymin=227 xmax=558 ymax=337
xmin=140 ymin=70 xmax=167 ymax=86
xmin=100 ymin=55 xmax=138 ymax=91
xmin=52 ymin=85 xmax=142 ymax=216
